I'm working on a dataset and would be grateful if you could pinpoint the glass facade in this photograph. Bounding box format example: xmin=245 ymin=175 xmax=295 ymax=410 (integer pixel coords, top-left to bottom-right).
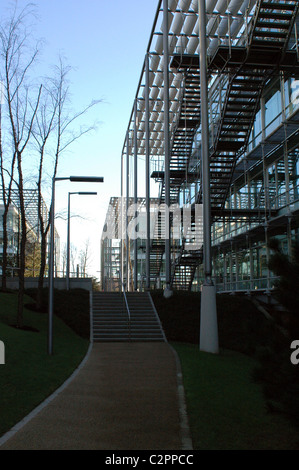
xmin=116 ymin=0 xmax=299 ymax=294
xmin=192 ymin=73 xmax=299 ymax=292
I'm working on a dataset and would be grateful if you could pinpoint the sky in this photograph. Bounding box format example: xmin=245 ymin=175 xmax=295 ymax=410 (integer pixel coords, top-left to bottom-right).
xmin=0 ymin=0 xmax=160 ymax=280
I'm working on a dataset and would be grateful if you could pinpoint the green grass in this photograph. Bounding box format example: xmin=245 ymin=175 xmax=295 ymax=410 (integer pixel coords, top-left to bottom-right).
xmin=1 ymin=289 xmax=298 ymax=450
xmin=173 ymin=342 xmax=299 ymax=450
xmin=0 ymin=292 xmax=89 ymax=438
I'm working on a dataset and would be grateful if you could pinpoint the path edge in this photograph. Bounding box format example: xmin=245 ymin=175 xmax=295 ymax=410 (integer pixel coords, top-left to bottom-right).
xmin=0 ymin=343 xmax=93 ymax=448
xmin=169 ymin=344 xmax=194 ymax=450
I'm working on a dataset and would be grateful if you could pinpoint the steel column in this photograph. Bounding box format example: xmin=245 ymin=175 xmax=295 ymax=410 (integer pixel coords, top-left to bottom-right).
xmin=163 ymin=0 xmax=171 ymax=296
xmin=145 ymin=53 xmax=151 ymax=290
xmin=199 ymin=0 xmax=212 ymax=282
xmin=134 ymin=99 xmax=138 ymax=291
xmin=199 ymin=0 xmax=219 ymax=354
xmin=126 ymin=131 xmax=130 ymax=291
xmin=121 ymin=153 xmax=124 ymax=286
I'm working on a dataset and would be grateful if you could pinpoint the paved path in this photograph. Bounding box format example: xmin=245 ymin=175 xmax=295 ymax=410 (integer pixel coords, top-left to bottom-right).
xmin=0 ymin=343 xmax=192 ymax=450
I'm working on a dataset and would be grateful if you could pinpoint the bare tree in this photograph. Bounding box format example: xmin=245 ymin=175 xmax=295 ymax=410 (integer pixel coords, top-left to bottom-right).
xmin=71 ymin=243 xmax=78 ymax=277
xmin=0 ymin=4 xmax=101 ymax=319
xmin=31 ymin=57 xmax=100 ymax=308
xmin=0 ymin=3 xmax=42 ymax=326
xmin=79 ymin=238 xmax=91 ymax=277
xmin=0 ymin=102 xmax=17 ymax=290
xmin=60 ymin=242 xmax=67 ymax=277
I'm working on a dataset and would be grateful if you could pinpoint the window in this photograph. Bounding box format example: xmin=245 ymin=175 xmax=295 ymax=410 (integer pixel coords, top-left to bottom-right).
xmin=265 ymin=81 xmax=282 ymax=136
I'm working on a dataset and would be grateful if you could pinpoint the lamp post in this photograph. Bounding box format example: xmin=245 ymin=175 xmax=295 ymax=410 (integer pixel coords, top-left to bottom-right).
xmin=48 ymin=175 xmax=104 ymax=355
xmin=66 ymin=191 xmax=97 ymax=290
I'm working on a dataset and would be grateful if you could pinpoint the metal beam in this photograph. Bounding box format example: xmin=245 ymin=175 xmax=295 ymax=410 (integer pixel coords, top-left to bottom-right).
xmin=199 ymin=0 xmax=219 ymax=354
xmin=145 ymin=53 xmax=151 ymax=290
xmin=163 ymin=0 xmax=171 ymax=296
xmin=134 ymin=99 xmax=138 ymax=291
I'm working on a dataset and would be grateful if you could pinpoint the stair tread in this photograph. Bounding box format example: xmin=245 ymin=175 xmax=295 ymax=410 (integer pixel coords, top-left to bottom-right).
xmin=92 ymin=292 xmax=165 ymax=342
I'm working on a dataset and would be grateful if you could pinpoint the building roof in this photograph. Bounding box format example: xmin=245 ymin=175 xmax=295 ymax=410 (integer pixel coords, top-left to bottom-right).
xmin=122 ymin=0 xmax=258 ymax=162
xmin=0 ymin=188 xmax=50 ymax=238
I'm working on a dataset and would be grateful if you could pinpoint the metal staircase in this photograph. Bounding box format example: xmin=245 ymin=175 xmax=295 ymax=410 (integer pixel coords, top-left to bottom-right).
xmin=92 ymin=292 xmax=166 ymax=342
xmin=203 ymin=0 xmax=299 ymax=211
xmin=157 ymin=56 xmax=201 ymax=206
xmin=149 ymin=0 xmax=299 ymax=291
xmin=171 ymin=246 xmax=203 ymax=290
xmin=171 ymin=207 xmax=203 ymax=290
xmin=249 ymin=0 xmax=298 ymax=51
xmin=150 ymin=56 xmax=202 ymax=289
xmin=149 ymin=209 xmax=165 ymax=285
xmin=208 ymin=72 xmax=265 ymax=210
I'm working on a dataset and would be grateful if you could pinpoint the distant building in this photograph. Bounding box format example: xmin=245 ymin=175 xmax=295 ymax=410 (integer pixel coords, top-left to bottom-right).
xmin=101 ymin=196 xmax=162 ymax=291
xmin=0 ymin=189 xmax=60 ymax=278
xmin=0 ymin=204 xmax=19 ymax=276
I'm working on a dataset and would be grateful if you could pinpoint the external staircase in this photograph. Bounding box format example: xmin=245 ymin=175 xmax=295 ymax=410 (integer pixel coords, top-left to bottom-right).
xmin=92 ymin=291 xmax=166 ymax=342
xmin=148 ymin=0 xmax=299 ymax=291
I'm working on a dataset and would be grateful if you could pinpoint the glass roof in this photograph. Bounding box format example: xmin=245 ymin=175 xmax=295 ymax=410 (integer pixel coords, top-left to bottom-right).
xmin=122 ymin=0 xmax=257 ymax=160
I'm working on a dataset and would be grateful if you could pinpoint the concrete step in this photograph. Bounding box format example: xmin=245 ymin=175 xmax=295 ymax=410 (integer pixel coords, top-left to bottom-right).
xmin=92 ymin=292 xmax=165 ymax=342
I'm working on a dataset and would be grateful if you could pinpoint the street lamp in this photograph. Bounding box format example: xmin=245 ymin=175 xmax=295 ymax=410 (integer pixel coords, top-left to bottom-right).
xmin=48 ymin=175 xmax=104 ymax=355
xmin=66 ymin=191 xmax=97 ymax=290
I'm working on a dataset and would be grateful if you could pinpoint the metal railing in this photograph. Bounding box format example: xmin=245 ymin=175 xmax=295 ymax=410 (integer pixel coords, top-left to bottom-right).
xmin=121 ymin=280 xmax=131 ymax=341
xmin=215 ymin=276 xmax=280 ymax=293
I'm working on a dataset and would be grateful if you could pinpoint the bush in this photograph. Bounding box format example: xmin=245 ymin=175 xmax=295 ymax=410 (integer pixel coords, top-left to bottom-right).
xmin=251 ymin=240 xmax=299 ymax=427
xmin=216 ymin=293 xmax=285 ymax=355
xmin=253 ymin=341 xmax=299 ymax=424
xmin=151 ymin=290 xmax=282 ymax=356
xmin=25 ymin=288 xmax=90 ymax=339
xmin=151 ymin=290 xmax=200 ymax=344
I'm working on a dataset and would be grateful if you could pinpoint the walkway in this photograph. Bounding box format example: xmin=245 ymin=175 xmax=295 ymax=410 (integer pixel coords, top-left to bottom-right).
xmin=0 ymin=343 xmax=192 ymax=450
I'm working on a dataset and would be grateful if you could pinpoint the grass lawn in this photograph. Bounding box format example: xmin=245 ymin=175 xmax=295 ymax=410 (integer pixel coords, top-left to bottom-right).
xmin=173 ymin=342 xmax=299 ymax=450
xmin=0 ymin=292 xmax=89 ymax=438
xmin=1 ymin=288 xmax=298 ymax=450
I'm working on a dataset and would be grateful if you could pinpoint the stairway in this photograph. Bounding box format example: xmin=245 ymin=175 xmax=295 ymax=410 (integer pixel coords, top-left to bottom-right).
xmin=148 ymin=0 xmax=299 ymax=291
xmin=92 ymin=292 xmax=166 ymax=342
xmin=249 ymin=0 xmax=298 ymax=51
xmin=149 ymin=210 xmax=165 ymax=283
xmin=203 ymin=0 xmax=299 ymax=212
xmin=171 ymin=249 xmax=202 ymax=290
xmin=171 ymin=206 xmax=203 ymax=290
xmin=207 ymin=71 xmax=265 ymax=210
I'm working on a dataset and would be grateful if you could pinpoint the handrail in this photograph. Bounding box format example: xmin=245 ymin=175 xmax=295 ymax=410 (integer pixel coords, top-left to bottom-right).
xmin=121 ymin=281 xmax=130 ymax=321
xmin=121 ymin=281 xmax=131 ymax=341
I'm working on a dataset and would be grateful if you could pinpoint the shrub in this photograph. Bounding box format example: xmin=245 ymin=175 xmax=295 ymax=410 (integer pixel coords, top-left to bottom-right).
xmin=151 ymin=290 xmax=281 ymax=356
xmin=25 ymin=288 xmax=90 ymax=339
xmin=251 ymin=239 xmax=299 ymax=427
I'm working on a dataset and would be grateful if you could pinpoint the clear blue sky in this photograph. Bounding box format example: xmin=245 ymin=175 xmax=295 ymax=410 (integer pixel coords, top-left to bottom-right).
xmin=0 ymin=0 xmax=160 ymax=279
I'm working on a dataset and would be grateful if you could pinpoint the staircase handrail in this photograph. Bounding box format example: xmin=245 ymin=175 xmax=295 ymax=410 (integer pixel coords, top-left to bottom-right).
xmin=121 ymin=281 xmax=131 ymax=341
xmin=121 ymin=281 xmax=130 ymax=321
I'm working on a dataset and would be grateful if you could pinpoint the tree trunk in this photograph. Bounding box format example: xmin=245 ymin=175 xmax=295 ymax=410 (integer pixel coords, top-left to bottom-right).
xmin=36 ymin=231 xmax=47 ymax=310
xmin=17 ymin=225 xmax=26 ymax=328
xmin=16 ymin=154 xmax=26 ymax=328
xmin=1 ymin=209 xmax=8 ymax=291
